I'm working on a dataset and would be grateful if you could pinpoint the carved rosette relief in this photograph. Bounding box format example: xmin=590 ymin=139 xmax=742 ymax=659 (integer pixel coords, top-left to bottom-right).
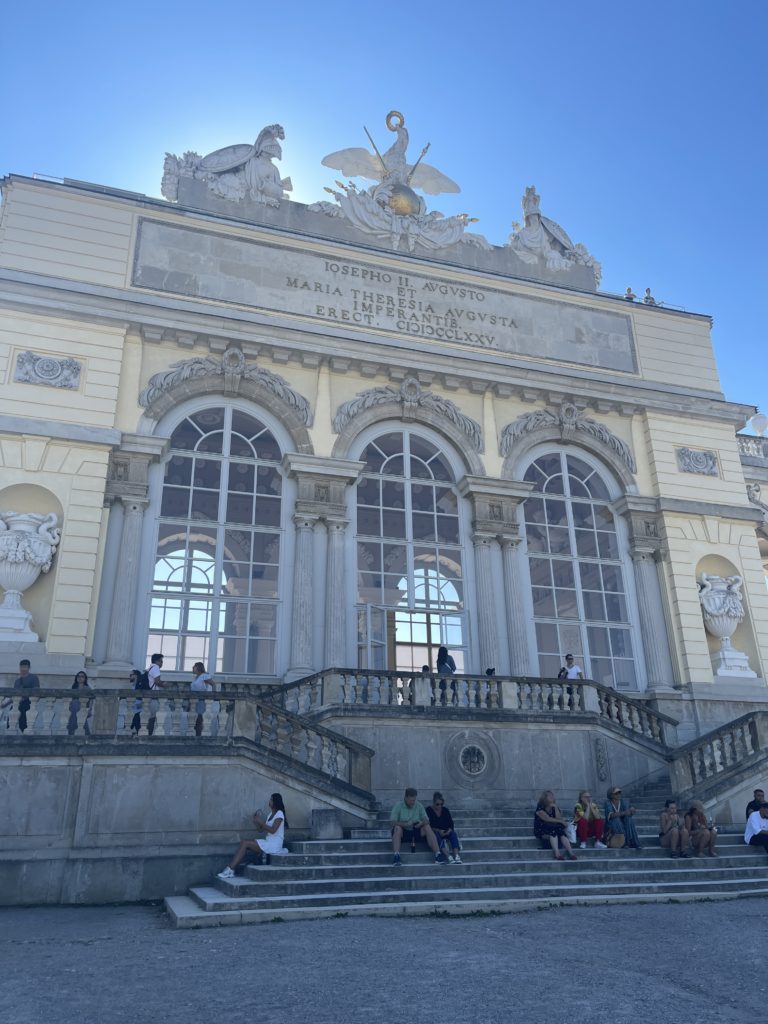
xmin=14 ymin=351 xmax=82 ymax=390
xmin=333 ymin=377 xmax=483 ymax=453
xmin=676 ymin=448 xmax=719 ymax=476
xmin=500 ymin=403 xmax=636 ymax=473
xmin=697 ymin=572 xmax=756 ymax=678
xmin=138 ymin=346 xmax=311 ymax=425
xmin=0 ymin=512 xmax=61 ymax=642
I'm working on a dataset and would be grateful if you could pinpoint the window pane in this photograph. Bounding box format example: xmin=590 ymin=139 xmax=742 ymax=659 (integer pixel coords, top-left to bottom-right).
xmin=551 ymin=561 xmax=575 ymax=589
xmin=358 ymin=477 xmax=380 ymax=506
xmin=382 ymin=480 xmax=406 ymax=508
xmin=529 ymin=558 xmax=552 ymax=587
xmin=575 ymin=530 xmax=598 ymax=557
xmin=555 ymin=589 xmax=579 ymax=618
xmin=526 ymin=525 xmax=547 ymax=552
xmin=545 ymin=500 xmax=567 ymax=526
xmin=532 ymin=588 xmax=555 ymax=616
xmin=548 ymin=527 xmax=571 ymax=554
xmin=578 ymin=561 xmax=601 ymax=590
xmin=382 ymin=509 xmax=407 ymax=538
xmin=524 ymin=498 xmax=546 ymax=524
xmin=536 ymin=622 xmax=559 ymax=652
xmin=358 ymin=507 xmax=380 ymax=535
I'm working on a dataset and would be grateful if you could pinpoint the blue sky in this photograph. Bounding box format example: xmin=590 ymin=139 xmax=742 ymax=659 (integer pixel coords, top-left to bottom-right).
xmin=2 ymin=1 xmax=765 ymax=419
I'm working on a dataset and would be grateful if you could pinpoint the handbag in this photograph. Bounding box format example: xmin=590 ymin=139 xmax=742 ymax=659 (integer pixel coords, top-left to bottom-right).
xmin=608 ymin=832 xmax=625 ymax=849
xmin=565 ymin=822 xmax=577 ymax=844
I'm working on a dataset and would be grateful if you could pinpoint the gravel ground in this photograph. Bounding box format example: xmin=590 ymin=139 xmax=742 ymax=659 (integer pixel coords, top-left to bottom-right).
xmin=0 ymin=899 xmax=763 ymax=1024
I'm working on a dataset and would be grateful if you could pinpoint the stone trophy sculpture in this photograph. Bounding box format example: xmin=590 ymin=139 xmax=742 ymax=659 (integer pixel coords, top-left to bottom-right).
xmin=697 ymin=572 xmax=757 ymax=677
xmin=0 ymin=512 xmax=61 ymax=642
xmin=311 ymin=110 xmax=489 ymax=252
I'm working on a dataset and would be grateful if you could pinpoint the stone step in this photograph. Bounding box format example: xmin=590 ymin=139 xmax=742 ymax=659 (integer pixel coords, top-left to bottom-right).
xmin=203 ymin=862 xmax=768 ymax=904
xmin=177 ymin=872 xmax=768 ymax=919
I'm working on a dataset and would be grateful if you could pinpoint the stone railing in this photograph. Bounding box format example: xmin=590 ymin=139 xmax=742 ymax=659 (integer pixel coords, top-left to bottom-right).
xmin=737 ymin=435 xmax=768 ymax=460
xmin=669 ymin=711 xmax=768 ymax=797
xmin=0 ymin=688 xmax=373 ymax=792
xmin=266 ymin=670 xmax=676 ymax=748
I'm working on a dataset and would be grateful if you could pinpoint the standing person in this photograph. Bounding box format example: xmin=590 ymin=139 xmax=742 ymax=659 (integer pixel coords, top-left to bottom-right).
xmin=67 ymin=671 xmax=92 ymax=736
xmin=436 ymin=646 xmax=456 ymax=705
xmin=129 ymin=668 xmax=145 ymax=736
xmin=190 ymin=661 xmax=214 ymax=737
xmin=426 ymin=791 xmax=463 ymax=864
xmin=573 ymin=790 xmax=607 ymax=849
xmin=14 ymin=659 xmax=40 ymax=733
xmin=145 ymin=653 xmax=164 ymax=736
xmin=389 ymin=787 xmax=446 ymax=867
xmin=745 ymin=804 xmax=768 ymax=855
xmin=603 ymin=786 xmax=642 ymax=849
xmin=217 ymin=793 xmax=290 ymax=879
xmin=746 ymin=788 xmax=765 ymax=819
xmin=659 ymin=799 xmax=690 ymax=858
xmin=685 ymin=800 xmax=718 ymax=857
xmin=533 ymin=791 xmax=577 ymax=861
xmin=558 ymin=654 xmax=584 ymax=680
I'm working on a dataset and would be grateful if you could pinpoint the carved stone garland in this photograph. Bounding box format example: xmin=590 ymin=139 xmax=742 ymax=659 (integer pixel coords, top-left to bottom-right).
xmin=138 ymin=346 xmax=311 ymax=424
xmin=500 ymin=403 xmax=636 ymax=473
xmin=333 ymin=377 xmax=483 ymax=453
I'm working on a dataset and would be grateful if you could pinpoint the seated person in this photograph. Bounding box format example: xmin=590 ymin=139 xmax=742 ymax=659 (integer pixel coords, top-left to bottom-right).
xmin=603 ymin=786 xmax=642 ymax=849
xmin=684 ymin=800 xmax=718 ymax=857
xmin=390 ymin=787 xmax=446 ymax=867
xmin=534 ymin=790 xmax=577 ymax=861
xmin=217 ymin=793 xmax=290 ymax=880
xmin=426 ymin=791 xmax=462 ymax=863
xmin=573 ymin=790 xmax=607 ymax=849
xmin=744 ymin=803 xmax=768 ymax=854
xmin=659 ymin=799 xmax=690 ymax=858
xmin=746 ymin=788 xmax=765 ymax=819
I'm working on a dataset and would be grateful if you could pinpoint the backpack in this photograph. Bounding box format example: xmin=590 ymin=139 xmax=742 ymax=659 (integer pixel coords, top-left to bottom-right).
xmin=135 ymin=670 xmax=151 ymax=691
xmin=557 ymin=667 xmax=568 ymax=680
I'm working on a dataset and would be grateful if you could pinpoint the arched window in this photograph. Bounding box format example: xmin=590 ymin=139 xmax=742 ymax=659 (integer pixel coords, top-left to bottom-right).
xmin=148 ymin=406 xmax=282 ymax=675
xmin=523 ymin=452 xmax=637 ymax=689
xmin=356 ymin=430 xmax=466 ymax=672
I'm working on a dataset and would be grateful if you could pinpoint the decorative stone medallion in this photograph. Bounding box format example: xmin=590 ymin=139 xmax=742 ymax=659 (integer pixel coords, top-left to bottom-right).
xmin=676 ymin=447 xmax=719 ymax=476
xmin=14 ymin=351 xmax=82 ymax=390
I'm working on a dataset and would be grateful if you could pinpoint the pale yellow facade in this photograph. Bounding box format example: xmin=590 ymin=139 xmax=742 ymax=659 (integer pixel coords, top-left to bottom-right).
xmin=0 ymin=172 xmax=766 ymax=737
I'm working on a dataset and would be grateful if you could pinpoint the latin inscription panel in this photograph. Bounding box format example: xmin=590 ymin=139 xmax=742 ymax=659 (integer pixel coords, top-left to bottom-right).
xmin=133 ymin=219 xmax=637 ymax=373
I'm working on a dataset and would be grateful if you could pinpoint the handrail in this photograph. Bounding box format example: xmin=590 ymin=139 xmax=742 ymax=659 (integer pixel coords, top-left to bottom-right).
xmin=669 ymin=710 xmax=768 ymax=797
xmin=263 ymin=668 xmax=678 ymax=748
xmin=0 ymin=687 xmax=374 ymax=792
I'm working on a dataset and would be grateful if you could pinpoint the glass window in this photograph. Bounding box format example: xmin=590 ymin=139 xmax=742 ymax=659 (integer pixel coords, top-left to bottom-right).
xmin=356 ymin=431 xmax=466 ymax=671
xmin=523 ymin=452 xmax=637 ymax=689
xmin=148 ymin=407 xmax=282 ymax=675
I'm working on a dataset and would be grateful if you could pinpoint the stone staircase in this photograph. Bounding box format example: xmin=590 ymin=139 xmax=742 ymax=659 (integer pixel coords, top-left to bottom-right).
xmin=164 ymin=774 xmax=768 ymax=927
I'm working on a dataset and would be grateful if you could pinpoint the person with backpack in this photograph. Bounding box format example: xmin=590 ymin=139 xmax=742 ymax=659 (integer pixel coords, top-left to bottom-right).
xmin=145 ymin=653 xmax=165 ymax=736
xmin=129 ymin=668 xmax=148 ymax=736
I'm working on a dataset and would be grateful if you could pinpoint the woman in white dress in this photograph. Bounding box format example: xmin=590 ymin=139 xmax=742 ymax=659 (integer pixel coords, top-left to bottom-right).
xmin=217 ymin=794 xmax=289 ymax=879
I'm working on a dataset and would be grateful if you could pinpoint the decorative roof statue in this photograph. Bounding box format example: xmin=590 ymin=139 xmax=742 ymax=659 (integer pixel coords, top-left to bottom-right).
xmin=161 ymin=124 xmax=292 ymax=207
xmin=309 ymin=111 xmax=490 ymax=253
xmin=507 ymin=186 xmax=601 ymax=284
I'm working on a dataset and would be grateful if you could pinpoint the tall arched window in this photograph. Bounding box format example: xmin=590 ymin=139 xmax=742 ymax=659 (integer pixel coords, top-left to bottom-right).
xmin=148 ymin=406 xmax=282 ymax=674
xmin=356 ymin=430 xmax=466 ymax=671
xmin=523 ymin=452 xmax=637 ymax=689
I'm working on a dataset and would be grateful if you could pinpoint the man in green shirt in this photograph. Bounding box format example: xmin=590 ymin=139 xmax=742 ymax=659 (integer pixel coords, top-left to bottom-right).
xmin=390 ymin=787 xmax=446 ymax=867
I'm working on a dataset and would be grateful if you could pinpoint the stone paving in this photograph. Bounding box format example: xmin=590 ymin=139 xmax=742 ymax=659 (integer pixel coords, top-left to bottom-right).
xmin=1 ymin=899 xmax=764 ymax=1024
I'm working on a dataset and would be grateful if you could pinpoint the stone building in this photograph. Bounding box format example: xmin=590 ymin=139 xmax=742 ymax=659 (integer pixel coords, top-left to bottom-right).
xmin=1 ymin=112 xmax=767 ymax=744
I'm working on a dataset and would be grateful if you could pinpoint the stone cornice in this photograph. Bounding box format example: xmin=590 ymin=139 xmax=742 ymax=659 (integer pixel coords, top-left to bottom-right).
xmin=0 ymin=269 xmax=754 ymax=427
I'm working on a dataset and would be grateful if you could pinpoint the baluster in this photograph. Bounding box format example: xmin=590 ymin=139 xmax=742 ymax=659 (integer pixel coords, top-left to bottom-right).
xmin=307 ymin=729 xmax=322 ymax=770
xmin=746 ymin=720 xmax=757 ymax=757
xmin=689 ymin=750 xmax=700 ymax=783
xmin=489 ymin=680 xmax=500 ymax=709
xmin=555 ymin=684 xmax=565 ymax=711
xmin=266 ymin=713 xmax=279 ymax=749
xmin=178 ymin=699 xmax=191 ymax=736
xmin=295 ymin=726 xmax=308 ymax=764
xmin=253 ymin=705 xmax=263 ymax=745
xmin=336 ymin=744 xmax=348 ymax=781
xmin=702 ymin=741 xmax=714 ymax=778
xmin=457 ymin=679 xmax=469 ymax=708
xmin=345 ymin=674 xmax=357 ymax=705
xmin=34 ymin=696 xmax=58 ymax=735
xmin=277 ymin=716 xmax=293 ymax=756
xmin=286 ymin=688 xmax=299 ymax=714
xmin=369 ymin=675 xmax=381 ymax=705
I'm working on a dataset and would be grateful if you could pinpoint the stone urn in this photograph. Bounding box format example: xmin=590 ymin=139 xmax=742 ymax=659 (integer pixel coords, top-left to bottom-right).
xmin=697 ymin=572 xmax=756 ymax=678
xmin=0 ymin=511 xmax=61 ymax=642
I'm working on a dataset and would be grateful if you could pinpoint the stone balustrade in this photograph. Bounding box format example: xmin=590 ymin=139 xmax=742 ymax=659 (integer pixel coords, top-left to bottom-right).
xmin=669 ymin=711 xmax=768 ymax=797
xmin=737 ymin=435 xmax=768 ymax=460
xmin=268 ymin=670 xmax=676 ymax=748
xmin=0 ymin=688 xmax=373 ymax=792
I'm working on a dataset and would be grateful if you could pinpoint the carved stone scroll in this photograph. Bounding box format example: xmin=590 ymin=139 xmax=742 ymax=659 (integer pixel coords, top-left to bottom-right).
xmin=500 ymin=403 xmax=636 ymax=473
xmin=676 ymin=448 xmax=719 ymax=476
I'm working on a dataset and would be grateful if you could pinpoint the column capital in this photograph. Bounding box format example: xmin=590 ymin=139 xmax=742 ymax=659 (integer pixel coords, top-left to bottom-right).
xmin=283 ymin=454 xmax=364 ymax=522
xmin=293 ymin=511 xmax=320 ymax=530
xmin=106 ymin=434 xmax=168 ymax=505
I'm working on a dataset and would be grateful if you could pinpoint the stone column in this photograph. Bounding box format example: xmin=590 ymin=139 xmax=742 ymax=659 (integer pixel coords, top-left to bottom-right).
xmin=324 ymin=517 xmax=348 ymax=668
xmin=105 ymin=499 xmax=148 ymax=665
xmin=501 ymin=538 xmax=533 ymax=676
xmin=473 ymin=533 xmax=499 ymax=673
xmin=288 ymin=512 xmax=318 ymax=678
xmin=632 ymin=549 xmax=676 ymax=688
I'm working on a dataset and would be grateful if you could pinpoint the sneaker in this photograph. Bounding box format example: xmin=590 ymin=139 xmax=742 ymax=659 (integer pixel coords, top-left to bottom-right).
xmin=453 ymin=855 xmax=463 ymax=864
xmin=216 ymin=866 xmax=234 ymax=880
xmin=594 ymin=841 xmax=608 ymax=850
xmin=435 ymin=853 xmax=448 ymax=864
xmin=579 ymin=842 xmax=587 ymax=849
xmin=445 ymin=854 xmax=455 ymax=863
xmin=392 ymin=854 xmax=402 ymax=866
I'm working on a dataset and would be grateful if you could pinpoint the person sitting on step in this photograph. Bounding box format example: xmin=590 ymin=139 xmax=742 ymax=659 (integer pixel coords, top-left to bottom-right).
xmin=684 ymin=800 xmax=718 ymax=857
xmin=744 ymin=802 xmax=768 ymax=855
xmin=533 ymin=790 xmax=577 ymax=860
xmin=573 ymin=790 xmax=607 ymax=849
xmin=659 ymin=799 xmax=690 ymax=858
xmin=217 ymin=793 xmax=290 ymax=880
xmin=390 ymin=787 xmax=447 ymax=867
xmin=426 ymin=791 xmax=463 ymax=863
xmin=603 ymin=786 xmax=642 ymax=849
xmin=746 ymin=788 xmax=766 ymax=820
